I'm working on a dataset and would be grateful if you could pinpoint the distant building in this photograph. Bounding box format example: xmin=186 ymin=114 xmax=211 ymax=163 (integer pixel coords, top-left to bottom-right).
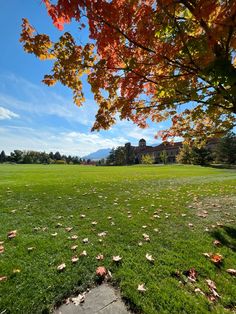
xmin=130 ymin=138 xmax=219 ymax=164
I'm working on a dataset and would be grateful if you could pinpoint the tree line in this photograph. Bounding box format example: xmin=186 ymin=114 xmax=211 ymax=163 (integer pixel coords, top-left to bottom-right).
xmin=0 ymin=150 xmax=87 ymax=164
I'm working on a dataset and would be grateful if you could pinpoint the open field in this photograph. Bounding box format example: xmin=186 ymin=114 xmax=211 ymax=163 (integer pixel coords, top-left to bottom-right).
xmin=0 ymin=164 xmax=236 ymax=314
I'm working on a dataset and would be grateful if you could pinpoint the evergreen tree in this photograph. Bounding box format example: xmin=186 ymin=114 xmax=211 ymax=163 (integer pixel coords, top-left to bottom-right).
xmin=0 ymin=150 xmax=6 ymax=163
xmin=215 ymin=132 xmax=236 ymax=164
xmin=124 ymin=143 xmax=135 ymax=165
xmin=106 ymin=148 xmax=115 ymax=165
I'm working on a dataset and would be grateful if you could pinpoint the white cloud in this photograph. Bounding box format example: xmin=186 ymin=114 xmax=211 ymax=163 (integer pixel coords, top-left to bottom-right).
xmin=0 ymin=126 xmax=128 ymax=156
xmin=0 ymin=73 xmax=97 ymax=126
xmin=0 ymin=107 xmax=19 ymax=120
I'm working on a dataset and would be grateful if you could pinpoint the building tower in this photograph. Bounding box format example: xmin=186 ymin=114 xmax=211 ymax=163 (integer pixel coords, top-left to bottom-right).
xmin=139 ymin=138 xmax=146 ymax=148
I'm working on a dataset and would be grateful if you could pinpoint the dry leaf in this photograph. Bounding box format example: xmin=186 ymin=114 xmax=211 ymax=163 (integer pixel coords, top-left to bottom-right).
xmin=137 ymin=283 xmax=146 ymax=292
xmin=194 ymin=288 xmax=205 ymax=295
xmin=210 ymin=254 xmax=223 ymax=264
xmin=186 ymin=268 xmax=197 ymax=282
xmin=57 ymin=263 xmax=66 ymax=271
xmin=71 ymin=293 xmax=86 ymax=305
xmin=65 ymin=227 xmax=73 ymax=232
xmin=80 ymin=214 xmax=86 ymax=218
xmin=80 ymin=250 xmax=87 ymax=256
xmin=70 ymin=235 xmax=78 ymax=240
xmin=27 ymin=247 xmax=35 ymax=251
xmin=112 ymin=255 xmax=122 ymax=262
xmin=82 ymin=238 xmax=89 ymax=244
xmin=142 ymin=233 xmax=150 ymax=241
xmin=98 ymin=231 xmax=107 ymax=237
xmin=213 ymin=240 xmax=221 ymax=246
xmin=226 ymin=269 xmax=236 ymax=276
xmin=71 ymin=245 xmax=78 ymax=251
xmin=206 ymin=279 xmax=217 ymax=290
xmin=0 ymin=276 xmax=7 ymax=282
xmin=91 ymin=221 xmax=97 ymax=225
xmin=13 ymin=269 xmax=21 ymax=273
xmin=51 ymin=232 xmax=57 ymax=237
xmin=145 ymin=253 xmax=154 ymax=263
xmin=96 ymin=254 xmax=104 ymax=260
xmin=7 ymin=230 xmax=17 ymax=239
xmin=71 ymin=256 xmax=79 ymax=263
xmin=0 ymin=245 xmax=4 ymax=254
xmin=96 ymin=266 xmax=107 ymax=277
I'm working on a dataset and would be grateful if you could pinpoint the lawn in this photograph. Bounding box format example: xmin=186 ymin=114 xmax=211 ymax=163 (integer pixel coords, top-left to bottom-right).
xmin=0 ymin=164 xmax=236 ymax=314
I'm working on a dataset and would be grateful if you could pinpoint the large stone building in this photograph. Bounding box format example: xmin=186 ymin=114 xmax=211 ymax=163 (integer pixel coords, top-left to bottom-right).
xmin=133 ymin=139 xmax=182 ymax=163
xmin=131 ymin=138 xmax=219 ymax=163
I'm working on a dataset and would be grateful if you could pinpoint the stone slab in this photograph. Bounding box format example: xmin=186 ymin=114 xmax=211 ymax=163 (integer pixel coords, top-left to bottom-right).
xmin=54 ymin=284 xmax=131 ymax=314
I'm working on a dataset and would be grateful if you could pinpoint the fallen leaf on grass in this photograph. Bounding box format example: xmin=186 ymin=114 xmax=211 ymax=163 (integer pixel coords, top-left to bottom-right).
xmin=7 ymin=230 xmax=17 ymax=239
xmin=71 ymin=293 xmax=86 ymax=305
xmin=70 ymin=235 xmax=78 ymax=240
xmin=210 ymin=254 xmax=223 ymax=264
xmin=27 ymin=247 xmax=35 ymax=251
xmin=80 ymin=250 xmax=87 ymax=257
xmin=112 ymin=256 xmax=122 ymax=262
xmin=226 ymin=269 xmax=236 ymax=276
xmin=80 ymin=214 xmax=86 ymax=218
xmin=194 ymin=288 xmax=205 ymax=295
xmin=96 ymin=254 xmax=104 ymax=260
xmin=96 ymin=266 xmax=107 ymax=277
xmin=71 ymin=256 xmax=79 ymax=263
xmin=91 ymin=221 xmax=97 ymax=225
xmin=71 ymin=245 xmax=78 ymax=251
xmin=203 ymin=253 xmax=223 ymax=264
xmin=57 ymin=263 xmax=66 ymax=271
xmin=203 ymin=253 xmax=211 ymax=258
xmin=98 ymin=231 xmax=107 ymax=237
xmin=142 ymin=233 xmax=150 ymax=242
xmin=145 ymin=253 xmax=154 ymax=263
xmin=186 ymin=268 xmax=197 ymax=282
xmin=82 ymin=238 xmax=89 ymax=244
xmin=0 ymin=276 xmax=7 ymax=282
xmin=65 ymin=227 xmax=73 ymax=232
xmin=13 ymin=269 xmax=21 ymax=273
xmin=51 ymin=232 xmax=57 ymax=237
xmin=206 ymin=279 xmax=220 ymax=301
xmin=137 ymin=283 xmax=146 ymax=292
xmin=213 ymin=240 xmax=221 ymax=246
xmin=0 ymin=245 xmax=4 ymax=254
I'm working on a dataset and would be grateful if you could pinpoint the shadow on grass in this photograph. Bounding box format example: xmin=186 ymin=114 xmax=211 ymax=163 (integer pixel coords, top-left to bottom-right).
xmin=208 ymin=164 xmax=236 ymax=169
xmin=210 ymin=226 xmax=236 ymax=252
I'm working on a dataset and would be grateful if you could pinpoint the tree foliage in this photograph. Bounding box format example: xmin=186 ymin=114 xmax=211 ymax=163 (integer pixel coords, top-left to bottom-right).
xmin=106 ymin=144 xmax=136 ymax=165
xmin=177 ymin=144 xmax=212 ymax=165
xmin=214 ymin=131 xmax=236 ymax=163
xmin=0 ymin=150 xmax=82 ymax=164
xmin=20 ymin=0 xmax=236 ymax=142
xmin=141 ymin=154 xmax=154 ymax=165
xmin=160 ymin=150 xmax=168 ymax=164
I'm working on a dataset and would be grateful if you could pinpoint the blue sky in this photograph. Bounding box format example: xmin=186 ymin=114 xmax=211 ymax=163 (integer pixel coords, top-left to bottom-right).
xmin=0 ymin=1 xmax=166 ymax=156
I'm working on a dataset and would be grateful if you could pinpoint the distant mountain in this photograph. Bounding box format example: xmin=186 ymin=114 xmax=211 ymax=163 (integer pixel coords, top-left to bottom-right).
xmin=83 ymin=148 xmax=111 ymax=160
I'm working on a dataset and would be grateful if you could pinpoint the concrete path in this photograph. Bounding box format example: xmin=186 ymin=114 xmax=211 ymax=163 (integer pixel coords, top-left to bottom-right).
xmin=54 ymin=284 xmax=131 ymax=314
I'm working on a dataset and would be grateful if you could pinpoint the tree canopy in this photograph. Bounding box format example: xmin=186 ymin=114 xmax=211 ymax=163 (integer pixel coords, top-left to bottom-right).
xmin=20 ymin=0 xmax=236 ymax=142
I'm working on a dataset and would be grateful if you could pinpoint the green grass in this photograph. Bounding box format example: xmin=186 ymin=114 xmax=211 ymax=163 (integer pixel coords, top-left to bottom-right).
xmin=0 ymin=164 xmax=236 ymax=314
